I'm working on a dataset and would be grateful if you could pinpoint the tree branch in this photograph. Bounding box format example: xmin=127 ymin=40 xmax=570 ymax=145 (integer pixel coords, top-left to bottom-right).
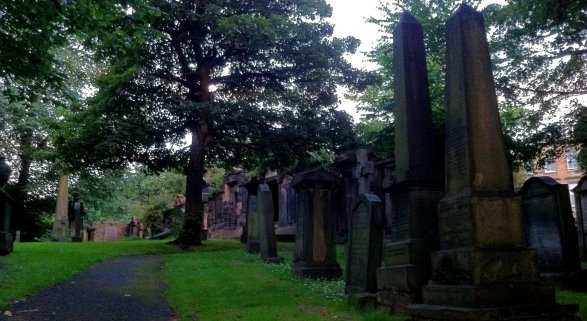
xmin=509 ymin=85 xmax=587 ymax=96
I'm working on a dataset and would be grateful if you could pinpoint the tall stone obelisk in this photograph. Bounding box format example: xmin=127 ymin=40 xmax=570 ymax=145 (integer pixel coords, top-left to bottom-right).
xmin=408 ymin=5 xmax=578 ymax=320
xmin=376 ymin=12 xmax=443 ymax=312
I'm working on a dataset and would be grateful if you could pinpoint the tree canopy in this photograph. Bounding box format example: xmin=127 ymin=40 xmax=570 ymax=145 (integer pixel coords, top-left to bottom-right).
xmin=54 ymin=0 xmax=362 ymax=245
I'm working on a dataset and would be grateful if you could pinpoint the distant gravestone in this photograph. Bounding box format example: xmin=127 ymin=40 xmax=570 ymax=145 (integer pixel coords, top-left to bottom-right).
xmin=257 ymin=183 xmax=283 ymax=263
xmin=0 ymin=156 xmax=13 ymax=255
xmin=345 ymin=193 xmax=383 ymax=297
xmin=69 ymin=193 xmax=85 ymax=242
xmin=292 ymin=169 xmax=342 ymax=279
xmin=408 ymin=5 xmax=578 ymax=320
xmin=245 ymin=180 xmax=260 ymax=253
xmin=520 ymin=177 xmax=581 ymax=275
xmin=573 ymin=176 xmax=587 ymax=260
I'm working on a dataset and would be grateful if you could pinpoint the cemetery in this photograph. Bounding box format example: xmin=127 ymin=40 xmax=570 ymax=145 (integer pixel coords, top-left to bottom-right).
xmin=1 ymin=1 xmax=586 ymax=321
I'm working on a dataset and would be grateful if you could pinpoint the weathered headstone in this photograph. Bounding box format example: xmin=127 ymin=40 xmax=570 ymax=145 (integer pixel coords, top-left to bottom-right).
xmin=345 ymin=193 xmax=383 ymax=297
xmin=245 ymin=180 xmax=260 ymax=253
xmin=520 ymin=177 xmax=581 ymax=277
xmin=376 ymin=12 xmax=443 ymax=312
xmin=573 ymin=175 xmax=587 ymax=259
xmin=69 ymin=193 xmax=85 ymax=242
xmin=0 ymin=156 xmax=13 ymax=255
xmin=257 ymin=183 xmax=283 ymax=263
xmin=292 ymin=169 xmax=342 ymax=279
xmin=408 ymin=5 xmax=578 ymax=320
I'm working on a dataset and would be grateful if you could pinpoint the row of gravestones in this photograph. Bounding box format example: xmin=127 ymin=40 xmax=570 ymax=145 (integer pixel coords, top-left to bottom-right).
xmin=245 ymin=5 xmax=582 ymax=321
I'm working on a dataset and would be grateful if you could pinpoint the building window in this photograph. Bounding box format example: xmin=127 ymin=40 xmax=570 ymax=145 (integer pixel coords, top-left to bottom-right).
xmin=544 ymin=161 xmax=556 ymax=173
xmin=566 ymin=152 xmax=578 ymax=171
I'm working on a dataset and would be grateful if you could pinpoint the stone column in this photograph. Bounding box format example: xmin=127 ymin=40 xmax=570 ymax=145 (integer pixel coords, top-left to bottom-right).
xmin=376 ymin=12 xmax=443 ymax=312
xmin=408 ymin=5 xmax=578 ymax=320
xmin=258 ymin=183 xmax=283 ymax=263
xmin=245 ymin=180 xmax=260 ymax=253
xmin=572 ymin=176 xmax=587 ymax=259
xmin=292 ymin=169 xmax=342 ymax=280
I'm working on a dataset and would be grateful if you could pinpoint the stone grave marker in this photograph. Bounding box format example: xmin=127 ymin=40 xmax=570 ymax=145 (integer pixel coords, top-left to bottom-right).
xmin=408 ymin=5 xmax=579 ymax=320
xmin=245 ymin=180 xmax=260 ymax=253
xmin=292 ymin=169 xmax=342 ymax=279
xmin=572 ymin=175 xmax=587 ymax=259
xmin=69 ymin=193 xmax=85 ymax=242
xmin=376 ymin=12 xmax=443 ymax=312
xmin=520 ymin=176 xmax=581 ymax=276
xmin=257 ymin=183 xmax=283 ymax=263
xmin=345 ymin=193 xmax=383 ymax=296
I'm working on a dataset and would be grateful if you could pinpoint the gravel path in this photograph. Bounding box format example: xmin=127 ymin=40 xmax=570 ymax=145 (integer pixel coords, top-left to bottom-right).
xmin=0 ymin=256 xmax=175 ymax=321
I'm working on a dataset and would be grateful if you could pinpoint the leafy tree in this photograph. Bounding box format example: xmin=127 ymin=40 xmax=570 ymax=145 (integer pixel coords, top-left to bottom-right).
xmin=58 ymin=0 xmax=361 ymax=246
xmin=484 ymin=0 xmax=586 ymax=169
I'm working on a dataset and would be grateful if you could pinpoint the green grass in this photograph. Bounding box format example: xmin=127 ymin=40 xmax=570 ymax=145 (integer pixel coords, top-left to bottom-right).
xmin=0 ymin=240 xmax=182 ymax=309
xmin=557 ymin=290 xmax=587 ymax=321
xmin=164 ymin=240 xmax=404 ymax=321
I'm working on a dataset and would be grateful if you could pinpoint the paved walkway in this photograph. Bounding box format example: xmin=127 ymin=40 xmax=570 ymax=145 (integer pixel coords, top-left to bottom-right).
xmin=0 ymin=256 xmax=175 ymax=321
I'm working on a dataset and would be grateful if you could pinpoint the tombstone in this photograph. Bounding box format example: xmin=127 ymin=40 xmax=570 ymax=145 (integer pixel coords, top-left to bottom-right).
xmin=408 ymin=6 xmax=578 ymax=320
xmin=376 ymin=12 xmax=443 ymax=312
xmin=573 ymin=175 xmax=587 ymax=260
xmin=0 ymin=157 xmax=13 ymax=255
xmin=86 ymin=227 xmax=96 ymax=241
xmin=292 ymin=169 xmax=342 ymax=279
xmin=520 ymin=177 xmax=581 ymax=278
xmin=345 ymin=193 xmax=383 ymax=299
xmin=257 ymin=183 xmax=283 ymax=263
xmin=126 ymin=217 xmax=138 ymax=237
xmin=15 ymin=230 xmax=20 ymax=243
xmin=245 ymin=180 xmax=260 ymax=253
xmin=68 ymin=193 xmax=85 ymax=242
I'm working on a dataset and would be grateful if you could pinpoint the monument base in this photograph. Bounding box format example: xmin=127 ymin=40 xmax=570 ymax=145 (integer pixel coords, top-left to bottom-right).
xmin=294 ymin=262 xmax=342 ymax=280
xmin=376 ymin=286 xmax=420 ymax=314
xmin=0 ymin=232 xmax=13 ymax=255
xmin=246 ymin=240 xmax=260 ymax=253
xmin=347 ymin=292 xmax=378 ymax=308
xmin=407 ymin=303 xmax=580 ymax=321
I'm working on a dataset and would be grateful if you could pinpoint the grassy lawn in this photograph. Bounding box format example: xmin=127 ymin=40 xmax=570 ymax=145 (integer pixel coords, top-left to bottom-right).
xmin=1 ymin=240 xmax=585 ymax=321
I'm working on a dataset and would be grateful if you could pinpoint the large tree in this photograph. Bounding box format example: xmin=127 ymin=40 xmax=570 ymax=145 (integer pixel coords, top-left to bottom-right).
xmin=58 ymin=0 xmax=361 ymax=246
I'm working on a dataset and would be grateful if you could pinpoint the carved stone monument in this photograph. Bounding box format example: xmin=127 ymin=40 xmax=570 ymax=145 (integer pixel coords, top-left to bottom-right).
xmin=245 ymin=180 xmax=260 ymax=253
xmin=573 ymin=175 xmax=587 ymax=259
xmin=376 ymin=12 xmax=443 ymax=312
xmin=257 ymin=183 xmax=283 ymax=263
xmin=520 ymin=177 xmax=581 ymax=278
xmin=292 ymin=169 xmax=342 ymax=279
xmin=408 ymin=5 xmax=578 ymax=320
xmin=69 ymin=193 xmax=85 ymax=242
xmin=0 ymin=156 xmax=13 ymax=255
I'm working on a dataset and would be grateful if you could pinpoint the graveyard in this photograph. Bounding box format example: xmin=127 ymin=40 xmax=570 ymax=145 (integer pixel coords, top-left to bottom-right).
xmin=1 ymin=1 xmax=587 ymax=321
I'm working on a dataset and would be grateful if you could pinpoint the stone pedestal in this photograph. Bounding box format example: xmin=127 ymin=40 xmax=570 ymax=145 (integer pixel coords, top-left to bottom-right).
xmin=292 ymin=169 xmax=342 ymax=280
xmin=345 ymin=193 xmax=384 ymax=299
xmin=572 ymin=176 xmax=587 ymax=260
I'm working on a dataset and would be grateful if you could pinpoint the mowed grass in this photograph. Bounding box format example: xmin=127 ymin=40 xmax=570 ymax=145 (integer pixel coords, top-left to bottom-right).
xmin=0 ymin=240 xmax=183 ymax=309
xmin=164 ymin=240 xmax=403 ymax=321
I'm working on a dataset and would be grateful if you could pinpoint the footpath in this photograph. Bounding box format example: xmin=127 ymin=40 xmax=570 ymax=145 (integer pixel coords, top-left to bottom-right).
xmin=0 ymin=256 xmax=175 ymax=321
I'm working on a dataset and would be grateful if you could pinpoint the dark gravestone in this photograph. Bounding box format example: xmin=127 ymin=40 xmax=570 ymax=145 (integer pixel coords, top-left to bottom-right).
xmin=0 ymin=156 xmax=13 ymax=255
xmin=245 ymin=180 xmax=260 ymax=253
xmin=520 ymin=177 xmax=581 ymax=277
xmin=69 ymin=193 xmax=85 ymax=242
xmin=376 ymin=12 xmax=443 ymax=313
xmin=292 ymin=169 xmax=342 ymax=280
xmin=257 ymin=183 xmax=283 ymax=263
xmin=345 ymin=193 xmax=383 ymax=297
xmin=573 ymin=175 xmax=587 ymax=260
xmin=408 ymin=5 xmax=579 ymax=321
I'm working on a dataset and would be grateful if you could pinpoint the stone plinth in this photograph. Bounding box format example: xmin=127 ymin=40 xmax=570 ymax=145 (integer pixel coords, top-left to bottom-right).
xmin=292 ymin=169 xmax=342 ymax=280
xmin=345 ymin=193 xmax=384 ymax=297
xmin=245 ymin=180 xmax=260 ymax=253
xmin=376 ymin=12 xmax=443 ymax=313
xmin=520 ymin=177 xmax=581 ymax=277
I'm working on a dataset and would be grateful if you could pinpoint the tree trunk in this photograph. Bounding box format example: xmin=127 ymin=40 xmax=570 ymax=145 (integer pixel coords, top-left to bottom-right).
xmin=52 ymin=173 xmax=69 ymax=240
